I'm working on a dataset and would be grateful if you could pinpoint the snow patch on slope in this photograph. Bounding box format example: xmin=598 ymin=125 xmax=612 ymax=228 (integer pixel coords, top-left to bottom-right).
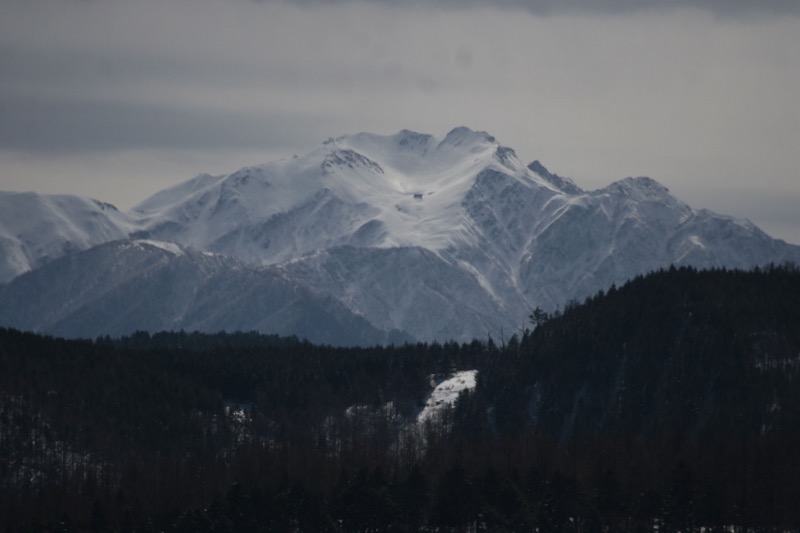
xmin=417 ymin=370 xmax=478 ymax=424
xmin=134 ymin=239 xmax=185 ymax=256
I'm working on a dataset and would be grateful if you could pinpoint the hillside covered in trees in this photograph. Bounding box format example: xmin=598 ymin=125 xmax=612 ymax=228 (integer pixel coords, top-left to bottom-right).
xmin=1 ymin=264 xmax=799 ymax=531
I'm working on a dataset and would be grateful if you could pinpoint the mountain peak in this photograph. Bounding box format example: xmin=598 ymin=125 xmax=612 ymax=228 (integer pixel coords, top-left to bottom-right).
xmin=393 ymin=129 xmax=434 ymax=149
xmin=332 ymin=127 xmax=498 ymax=163
xmin=440 ymin=126 xmax=496 ymax=147
xmin=603 ymin=176 xmax=675 ymax=203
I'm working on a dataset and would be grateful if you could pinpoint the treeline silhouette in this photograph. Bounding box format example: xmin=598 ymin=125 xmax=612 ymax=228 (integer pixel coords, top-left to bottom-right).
xmin=1 ymin=264 xmax=799 ymax=531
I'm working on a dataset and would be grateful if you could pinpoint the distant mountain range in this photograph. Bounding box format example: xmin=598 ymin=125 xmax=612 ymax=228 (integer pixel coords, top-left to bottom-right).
xmin=2 ymin=127 xmax=798 ymax=344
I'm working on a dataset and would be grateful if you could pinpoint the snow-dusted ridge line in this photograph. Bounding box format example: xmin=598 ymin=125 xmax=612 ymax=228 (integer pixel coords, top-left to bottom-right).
xmin=132 ymin=239 xmax=185 ymax=256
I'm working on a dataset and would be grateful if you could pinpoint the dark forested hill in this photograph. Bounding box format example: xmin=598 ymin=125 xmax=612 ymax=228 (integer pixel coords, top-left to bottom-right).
xmin=1 ymin=264 xmax=799 ymax=531
xmin=453 ymin=263 xmax=800 ymax=530
xmin=478 ymin=263 xmax=800 ymax=440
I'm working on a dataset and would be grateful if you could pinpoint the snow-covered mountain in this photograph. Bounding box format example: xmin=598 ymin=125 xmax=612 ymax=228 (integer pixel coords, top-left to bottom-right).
xmin=0 ymin=192 xmax=138 ymax=283
xmin=132 ymin=127 xmax=550 ymax=263
xmin=1 ymin=127 xmax=799 ymax=343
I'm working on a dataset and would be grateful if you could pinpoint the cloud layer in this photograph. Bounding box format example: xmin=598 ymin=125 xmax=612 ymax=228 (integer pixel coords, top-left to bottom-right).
xmin=263 ymin=0 xmax=800 ymax=17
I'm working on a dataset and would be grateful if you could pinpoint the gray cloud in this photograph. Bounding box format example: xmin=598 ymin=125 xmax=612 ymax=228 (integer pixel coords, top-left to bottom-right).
xmin=0 ymin=95 xmax=333 ymax=153
xmin=263 ymin=0 xmax=800 ymax=18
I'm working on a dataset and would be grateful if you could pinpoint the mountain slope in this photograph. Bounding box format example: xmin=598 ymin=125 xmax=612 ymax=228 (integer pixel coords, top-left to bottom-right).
xmin=280 ymin=245 xmax=519 ymax=341
xmin=0 ymin=240 xmax=408 ymax=346
xmin=516 ymin=175 xmax=797 ymax=309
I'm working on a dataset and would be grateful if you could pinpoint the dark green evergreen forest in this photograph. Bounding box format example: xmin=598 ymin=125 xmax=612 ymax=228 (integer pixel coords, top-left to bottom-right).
xmin=1 ymin=264 xmax=799 ymax=531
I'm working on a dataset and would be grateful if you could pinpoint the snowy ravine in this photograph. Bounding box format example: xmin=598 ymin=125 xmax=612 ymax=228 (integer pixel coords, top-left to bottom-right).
xmin=417 ymin=370 xmax=478 ymax=424
xmin=2 ymin=127 xmax=800 ymax=344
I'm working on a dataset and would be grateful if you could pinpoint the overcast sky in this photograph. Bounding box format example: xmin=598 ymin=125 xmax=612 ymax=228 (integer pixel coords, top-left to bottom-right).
xmin=1 ymin=0 xmax=798 ymax=244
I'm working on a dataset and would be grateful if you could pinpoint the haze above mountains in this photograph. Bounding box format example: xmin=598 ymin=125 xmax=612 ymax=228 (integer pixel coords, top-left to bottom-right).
xmin=2 ymin=127 xmax=798 ymax=345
